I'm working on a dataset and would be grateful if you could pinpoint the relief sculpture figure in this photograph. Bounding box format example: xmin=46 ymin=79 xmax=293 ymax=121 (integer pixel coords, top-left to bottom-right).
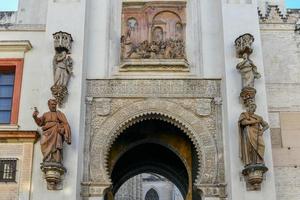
xmin=238 ymin=104 xmax=269 ymax=166
xmin=236 ymin=53 xmax=261 ymax=88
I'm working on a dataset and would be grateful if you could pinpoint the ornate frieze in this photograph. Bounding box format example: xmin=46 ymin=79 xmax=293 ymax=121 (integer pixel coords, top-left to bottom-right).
xmin=86 ymin=79 xmax=220 ymax=98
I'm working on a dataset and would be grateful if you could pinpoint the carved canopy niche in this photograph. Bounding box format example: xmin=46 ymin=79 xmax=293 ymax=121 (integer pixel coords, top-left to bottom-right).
xmin=120 ymin=1 xmax=188 ymax=72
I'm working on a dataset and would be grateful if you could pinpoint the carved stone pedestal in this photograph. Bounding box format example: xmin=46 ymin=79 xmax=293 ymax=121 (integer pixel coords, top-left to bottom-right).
xmin=240 ymin=87 xmax=256 ymax=106
xmin=242 ymin=164 xmax=268 ymax=191
xmin=50 ymin=85 xmax=68 ymax=106
xmin=41 ymin=162 xmax=66 ymax=190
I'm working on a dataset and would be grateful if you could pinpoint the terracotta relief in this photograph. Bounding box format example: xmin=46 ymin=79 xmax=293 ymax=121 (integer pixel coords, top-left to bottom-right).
xmin=121 ymin=2 xmax=186 ymax=60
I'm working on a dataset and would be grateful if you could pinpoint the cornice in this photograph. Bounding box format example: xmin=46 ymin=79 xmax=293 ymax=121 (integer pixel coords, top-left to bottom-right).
xmin=0 ymin=130 xmax=40 ymax=143
xmin=0 ymin=40 xmax=33 ymax=52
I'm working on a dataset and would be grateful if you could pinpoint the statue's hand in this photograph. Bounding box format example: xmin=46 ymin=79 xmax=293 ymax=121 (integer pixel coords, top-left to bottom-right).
xmin=32 ymin=111 xmax=39 ymax=118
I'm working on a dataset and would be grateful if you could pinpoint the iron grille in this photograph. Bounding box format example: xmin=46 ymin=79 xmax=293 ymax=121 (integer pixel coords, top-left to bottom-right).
xmin=0 ymin=158 xmax=17 ymax=182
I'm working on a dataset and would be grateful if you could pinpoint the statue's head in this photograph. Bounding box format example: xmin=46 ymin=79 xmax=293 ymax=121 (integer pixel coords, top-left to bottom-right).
xmin=48 ymin=99 xmax=58 ymax=112
xmin=247 ymin=103 xmax=256 ymax=114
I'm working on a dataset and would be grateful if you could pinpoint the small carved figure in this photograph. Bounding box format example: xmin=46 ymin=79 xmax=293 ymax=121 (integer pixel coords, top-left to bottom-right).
xmin=53 ymin=50 xmax=73 ymax=87
xmin=33 ymin=99 xmax=71 ymax=163
xmin=236 ymin=53 xmax=261 ymax=88
xmin=238 ymin=103 xmax=269 ymax=166
xmin=51 ymin=31 xmax=73 ymax=106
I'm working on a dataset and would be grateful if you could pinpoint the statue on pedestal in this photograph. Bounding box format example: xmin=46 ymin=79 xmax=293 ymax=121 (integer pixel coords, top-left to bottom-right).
xmin=238 ymin=103 xmax=269 ymax=190
xmin=238 ymin=103 xmax=269 ymax=166
xmin=32 ymin=99 xmax=71 ymax=190
xmin=235 ymin=33 xmax=261 ymax=89
xmin=51 ymin=31 xmax=73 ymax=106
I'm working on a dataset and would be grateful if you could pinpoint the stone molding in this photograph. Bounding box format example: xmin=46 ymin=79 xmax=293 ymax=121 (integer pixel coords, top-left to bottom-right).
xmin=0 ymin=131 xmax=39 ymax=143
xmin=0 ymin=40 xmax=33 ymax=52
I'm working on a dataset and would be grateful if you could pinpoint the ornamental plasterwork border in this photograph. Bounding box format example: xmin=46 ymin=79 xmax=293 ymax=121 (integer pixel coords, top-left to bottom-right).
xmin=86 ymin=79 xmax=221 ymax=98
xmin=89 ymin=99 xmax=219 ymax=185
xmin=84 ymin=79 xmax=225 ymax=198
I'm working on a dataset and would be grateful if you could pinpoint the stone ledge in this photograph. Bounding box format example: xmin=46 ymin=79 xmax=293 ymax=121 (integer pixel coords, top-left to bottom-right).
xmin=0 ymin=131 xmax=39 ymax=143
xmin=0 ymin=40 xmax=32 ymax=52
xmin=119 ymin=59 xmax=189 ymax=72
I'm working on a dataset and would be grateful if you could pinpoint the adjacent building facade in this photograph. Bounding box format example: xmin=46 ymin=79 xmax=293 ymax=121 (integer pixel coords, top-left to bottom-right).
xmin=0 ymin=0 xmax=300 ymax=200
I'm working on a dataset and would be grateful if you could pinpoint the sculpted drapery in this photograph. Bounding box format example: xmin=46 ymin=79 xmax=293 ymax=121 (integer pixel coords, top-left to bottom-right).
xmin=236 ymin=53 xmax=261 ymax=88
xmin=238 ymin=104 xmax=269 ymax=166
xmin=33 ymin=99 xmax=71 ymax=163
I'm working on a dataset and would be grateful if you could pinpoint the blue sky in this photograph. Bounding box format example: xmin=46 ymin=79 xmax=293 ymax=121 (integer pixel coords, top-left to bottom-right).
xmin=0 ymin=0 xmax=299 ymax=11
xmin=286 ymin=0 xmax=300 ymax=8
xmin=0 ymin=0 xmax=18 ymax=11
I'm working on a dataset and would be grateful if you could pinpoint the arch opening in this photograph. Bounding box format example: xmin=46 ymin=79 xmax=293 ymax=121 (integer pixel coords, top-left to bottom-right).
xmin=115 ymin=173 xmax=184 ymax=200
xmin=107 ymin=118 xmax=202 ymax=200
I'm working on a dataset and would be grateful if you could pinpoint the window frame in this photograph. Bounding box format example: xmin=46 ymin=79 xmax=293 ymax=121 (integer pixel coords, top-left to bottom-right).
xmin=0 ymin=59 xmax=24 ymax=125
xmin=0 ymin=158 xmax=18 ymax=183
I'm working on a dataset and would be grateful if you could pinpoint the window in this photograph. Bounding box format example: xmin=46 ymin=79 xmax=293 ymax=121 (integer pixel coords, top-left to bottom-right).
xmin=0 ymin=158 xmax=17 ymax=182
xmin=0 ymin=71 xmax=15 ymax=124
xmin=0 ymin=59 xmax=24 ymax=125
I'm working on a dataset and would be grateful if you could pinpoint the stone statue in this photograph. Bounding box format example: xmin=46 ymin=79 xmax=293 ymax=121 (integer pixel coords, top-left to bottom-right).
xmin=51 ymin=31 xmax=73 ymax=106
xmin=53 ymin=50 xmax=73 ymax=90
xmin=32 ymin=99 xmax=71 ymax=190
xmin=33 ymin=99 xmax=71 ymax=163
xmin=238 ymin=103 xmax=269 ymax=166
xmin=236 ymin=53 xmax=261 ymax=88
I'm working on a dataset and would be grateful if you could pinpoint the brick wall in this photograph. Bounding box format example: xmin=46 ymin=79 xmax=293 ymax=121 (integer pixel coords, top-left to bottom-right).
xmin=0 ymin=143 xmax=34 ymax=200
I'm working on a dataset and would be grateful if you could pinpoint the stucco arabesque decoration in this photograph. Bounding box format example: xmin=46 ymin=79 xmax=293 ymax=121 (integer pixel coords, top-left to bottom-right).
xmin=82 ymin=79 xmax=226 ymax=199
xmin=51 ymin=31 xmax=73 ymax=106
xmin=235 ymin=33 xmax=269 ymax=191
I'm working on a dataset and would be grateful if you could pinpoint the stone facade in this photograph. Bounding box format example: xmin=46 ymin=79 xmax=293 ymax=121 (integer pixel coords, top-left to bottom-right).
xmin=83 ymin=79 xmax=226 ymax=199
xmin=260 ymin=5 xmax=300 ymax=200
xmin=0 ymin=131 xmax=37 ymax=200
xmin=1 ymin=0 xmax=300 ymax=200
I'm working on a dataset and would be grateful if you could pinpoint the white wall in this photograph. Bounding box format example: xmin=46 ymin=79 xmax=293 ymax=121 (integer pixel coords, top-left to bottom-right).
xmin=28 ymin=0 xmax=88 ymax=199
xmin=17 ymin=0 xmax=48 ymax=24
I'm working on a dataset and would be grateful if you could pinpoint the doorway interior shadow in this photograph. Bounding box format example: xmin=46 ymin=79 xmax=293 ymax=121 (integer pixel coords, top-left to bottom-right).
xmin=106 ymin=119 xmax=202 ymax=200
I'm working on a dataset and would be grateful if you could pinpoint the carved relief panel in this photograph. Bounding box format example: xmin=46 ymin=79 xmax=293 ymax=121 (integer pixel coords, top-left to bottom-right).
xmin=120 ymin=1 xmax=188 ymax=72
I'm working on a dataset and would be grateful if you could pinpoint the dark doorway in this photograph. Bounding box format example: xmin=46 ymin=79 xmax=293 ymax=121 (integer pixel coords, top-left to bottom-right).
xmin=106 ymin=118 xmax=202 ymax=200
